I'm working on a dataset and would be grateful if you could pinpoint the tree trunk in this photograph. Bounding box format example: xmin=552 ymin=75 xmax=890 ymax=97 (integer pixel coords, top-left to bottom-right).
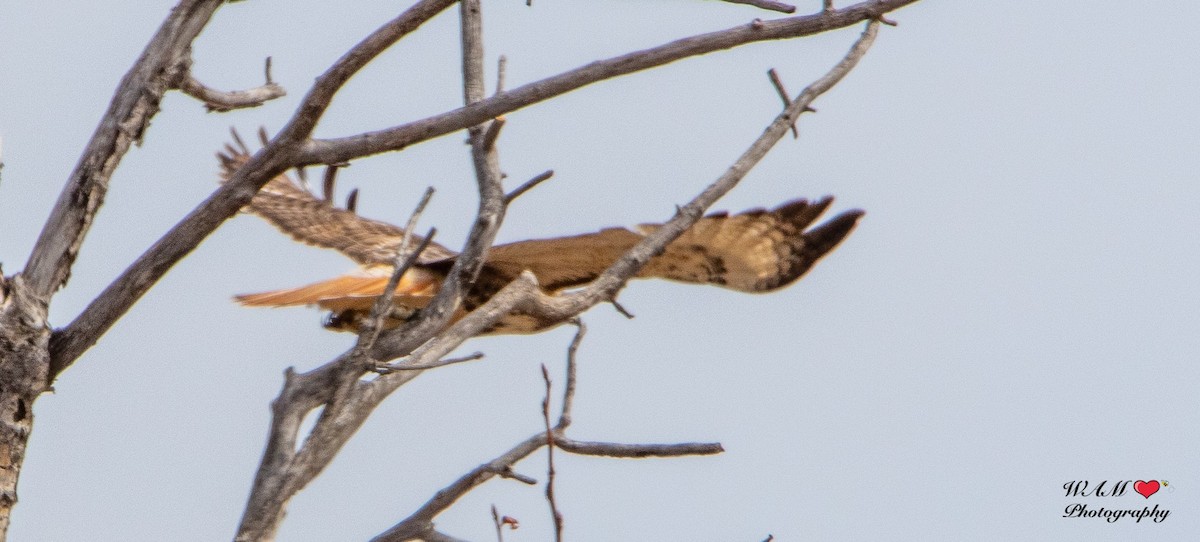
xmin=0 ymin=274 xmax=52 ymax=540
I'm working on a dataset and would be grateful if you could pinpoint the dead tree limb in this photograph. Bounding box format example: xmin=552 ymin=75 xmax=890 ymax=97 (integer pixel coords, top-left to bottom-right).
xmin=371 ymin=322 xmax=722 ymax=542
xmin=22 ymin=0 xmax=227 ymax=299
xmin=718 ymin=0 xmax=797 ymax=14
xmin=4 ymin=0 xmax=901 ymax=538
xmin=46 ymin=0 xmax=910 ymax=376
xmin=48 ymin=0 xmax=459 ymax=376
xmin=234 ymin=1 xmax=506 ymax=538
xmin=2 ymin=1 xmax=231 ymax=535
xmin=175 ymin=54 xmax=287 ymax=112
xmin=300 ymin=0 xmax=917 ymax=164
xmin=248 ymin=16 xmax=882 ymax=542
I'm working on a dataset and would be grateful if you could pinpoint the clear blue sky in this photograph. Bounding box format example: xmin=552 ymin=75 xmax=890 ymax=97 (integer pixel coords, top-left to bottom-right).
xmin=1 ymin=1 xmax=1197 ymax=540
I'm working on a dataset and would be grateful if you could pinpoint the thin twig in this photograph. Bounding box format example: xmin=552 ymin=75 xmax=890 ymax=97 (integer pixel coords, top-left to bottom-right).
xmin=610 ymin=300 xmax=635 ymax=320
xmin=373 ymin=432 xmax=549 ymax=541
xmin=824 ymin=0 xmax=834 ymax=11
xmin=767 ymin=68 xmax=799 ymax=138
xmin=375 ymin=33 xmax=887 ymax=539
xmin=24 ymin=0 xmax=228 ymax=300
xmin=488 ymin=507 xmax=521 ymax=542
xmin=482 ymin=118 xmax=505 ymax=151
xmin=494 ymin=467 xmax=537 ymax=485
xmin=367 ymin=0 xmax=510 ymax=359
xmin=257 ymin=13 xmax=889 ymax=542
xmin=47 ymin=1 xmax=906 ymax=379
xmin=423 ymin=530 xmax=470 ymax=542
xmin=371 ymin=314 xmax=720 ymax=542
xmin=491 ymin=505 xmax=504 ymax=542
xmin=176 ymin=64 xmax=287 ymax=112
xmin=366 ymin=20 xmax=885 ymax=381
xmin=875 ymin=13 xmax=898 ymax=25
xmin=557 ymin=320 xmax=585 ymax=428
xmin=302 ymin=0 xmax=919 ymax=165
xmin=357 ymin=185 xmax=437 ymax=353
xmin=719 ymin=0 xmax=796 ymax=13
xmin=48 ymin=0 xmax=461 ymax=378
xmin=556 ymin=438 xmax=725 ymax=458
xmin=541 ymin=365 xmax=564 ymax=542
xmin=376 ymin=351 xmax=485 ymax=372
xmin=503 ymin=170 xmax=554 ymax=204
xmin=495 ymin=55 xmax=507 ymax=95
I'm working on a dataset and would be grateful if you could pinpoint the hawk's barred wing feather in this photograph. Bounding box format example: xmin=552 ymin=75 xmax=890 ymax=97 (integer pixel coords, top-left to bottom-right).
xmin=483 ymin=197 xmax=862 ymax=293
xmin=222 ymin=143 xmax=861 ymax=334
xmin=218 ymin=150 xmax=456 ymax=266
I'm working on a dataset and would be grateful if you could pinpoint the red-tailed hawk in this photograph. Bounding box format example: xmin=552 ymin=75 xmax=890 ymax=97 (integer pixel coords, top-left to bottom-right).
xmin=220 ymin=149 xmax=863 ymax=335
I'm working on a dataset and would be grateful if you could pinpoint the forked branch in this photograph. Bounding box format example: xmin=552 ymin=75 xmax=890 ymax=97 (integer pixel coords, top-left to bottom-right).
xmin=49 ymin=0 xmax=460 ymax=377
xmin=300 ymin=0 xmax=917 ymax=164
xmin=369 ymin=18 xmax=883 ymax=368
xmin=23 ymin=0 xmax=227 ymax=300
xmin=175 ymin=54 xmax=287 ymax=112
xmin=370 ymin=18 xmax=880 ymax=540
xmin=47 ymin=0 xmax=908 ymax=377
xmin=238 ymin=9 xmax=886 ymax=542
xmin=372 ymin=322 xmax=721 ymax=542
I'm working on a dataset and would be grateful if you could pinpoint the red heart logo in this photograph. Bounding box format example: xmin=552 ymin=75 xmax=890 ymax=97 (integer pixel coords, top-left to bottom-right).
xmin=1134 ymin=480 xmax=1160 ymax=499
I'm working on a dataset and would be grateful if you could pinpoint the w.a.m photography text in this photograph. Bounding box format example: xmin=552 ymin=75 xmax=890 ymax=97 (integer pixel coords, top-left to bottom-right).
xmin=1062 ymin=480 xmax=1170 ymax=523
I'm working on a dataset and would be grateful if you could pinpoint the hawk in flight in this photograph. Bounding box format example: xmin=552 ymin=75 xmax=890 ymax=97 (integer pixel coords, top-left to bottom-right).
xmin=221 ymin=149 xmax=863 ymax=335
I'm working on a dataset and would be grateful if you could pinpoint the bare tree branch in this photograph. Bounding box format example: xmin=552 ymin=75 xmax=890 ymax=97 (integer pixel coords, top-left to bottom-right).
xmin=374 ymin=432 xmax=549 ymax=542
xmin=354 ymin=25 xmax=886 ymax=539
xmin=232 ymin=10 xmax=884 ymax=542
xmin=557 ymin=438 xmax=725 ymax=458
xmin=371 ymin=0 xmax=512 ymax=359
xmin=377 ymin=351 xmax=485 ymax=372
xmin=3 ymin=1 xmax=231 ymax=533
xmin=367 ymin=19 xmax=883 ymax=372
xmin=718 ymin=0 xmax=797 ymax=14
xmin=557 ymin=320 xmax=585 ymax=428
xmin=504 ymin=169 xmax=554 ymax=204
xmin=369 ymin=12 xmax=892 ymax=373
xmin=422 ymin=530 xmax=471 ymax=542
xmin=496 ymin=468 xmax=537 ymax=486
xmin=482 ymin=117 xmax=506 ymax=151
xmin=3 ymin=0 xmax=914 ymax=537
xmin=767 ymin=68 xmax=800 ymax=138
xmin=23 ymin=0 xmax=226 ymax=299
xmin=355 ymin=186 xmax=437 ymax=355
xmin=495 ymin=55 xmax=508 ymax=95
xmin=48 ymin=0 xmax=459 ymax=377
xmin=231 ymin=3 xmax=511 ymax=538
xmin=373 ymin=321 xmax=719 ymax=542
xmin=300 ymin=0 xmax=918 ymax=165
xmin=491 ymin=506 xmax=505 ymax=542
xmin=45 ymin=0 xmax=907 ymax=377
xmin=175 ymin=54 xmax=286 ymax=112
xmin=357 ymin=228 xmax=438 ymax=355
xmin=541 ymin=365 xmax=564 ymax=542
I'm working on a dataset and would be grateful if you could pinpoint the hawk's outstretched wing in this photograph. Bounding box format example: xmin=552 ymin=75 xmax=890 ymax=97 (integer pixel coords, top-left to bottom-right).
xmin=483 ymin=197 xmax=862 ymax=293
xmin=218 ymin=149 xmax=456 ymax=266
xmin=223 ymin=146 xmax=862 ymax=333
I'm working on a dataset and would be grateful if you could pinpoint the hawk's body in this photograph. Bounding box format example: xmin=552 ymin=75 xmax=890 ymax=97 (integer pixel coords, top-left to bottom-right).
xmin=221 ymin=150 xmax=863 ymax=334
